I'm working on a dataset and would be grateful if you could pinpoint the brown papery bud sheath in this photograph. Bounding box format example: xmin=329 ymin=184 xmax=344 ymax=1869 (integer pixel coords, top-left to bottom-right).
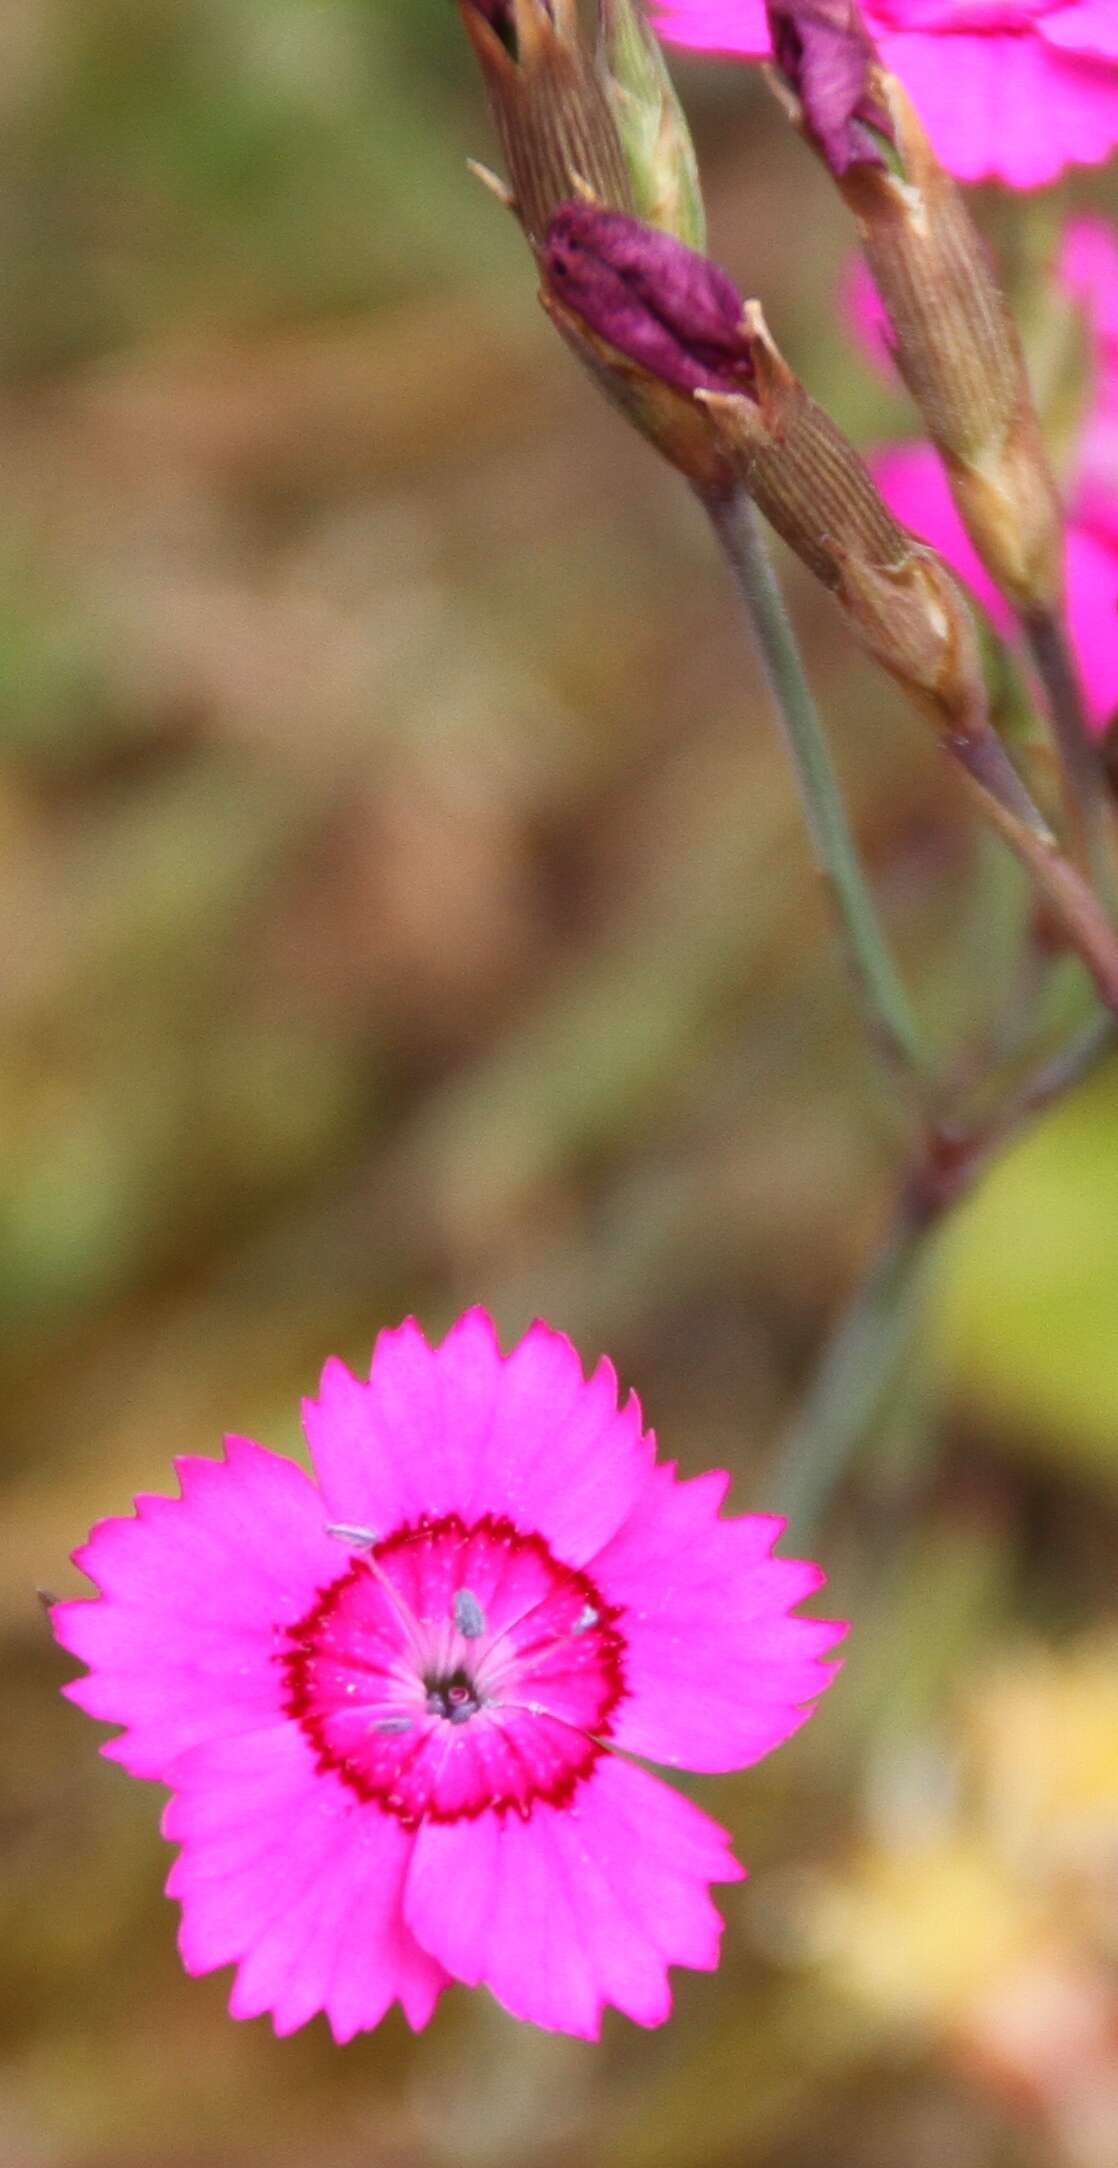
xmin=540 ymin=201 xmax=985 ymax=732
xmin=764 ymin=2 xmax=1064 ymax=616
xmin=700 ymin=305 xmax=985 ymax=738
xmin=844 ymin=72 xmax=1062 ymax=616
xmin=458 ymin=0 xmax=634 ymax=243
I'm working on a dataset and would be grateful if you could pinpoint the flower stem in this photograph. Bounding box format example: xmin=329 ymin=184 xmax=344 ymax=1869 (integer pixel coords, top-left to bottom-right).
xmin=706 ymin=488 xmax=927 ymax=1087
xmin=948 ymin=724 xmax=1118 ymax=1017
xmin=772 ymin=1206 xmax=929 ymax=1537
xmin=773 ymin=1010 xmax=1116 ymax=1539
xmin=1024 ymin=606 xmax=1117 ymax=903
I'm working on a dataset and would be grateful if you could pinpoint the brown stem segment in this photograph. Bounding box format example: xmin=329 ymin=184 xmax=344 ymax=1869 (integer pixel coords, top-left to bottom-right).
xmin=946 ymin=735 xmax=1118 ymax=1017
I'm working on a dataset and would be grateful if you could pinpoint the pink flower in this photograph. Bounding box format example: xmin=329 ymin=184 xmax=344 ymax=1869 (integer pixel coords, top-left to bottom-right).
xmin=52 ymin=1310 xmax=843 ymax=2040
xmin=846 ymin=220 xmax=1118 ymax=731
xmin=654 ymin=2 xmax=1118 ymax=187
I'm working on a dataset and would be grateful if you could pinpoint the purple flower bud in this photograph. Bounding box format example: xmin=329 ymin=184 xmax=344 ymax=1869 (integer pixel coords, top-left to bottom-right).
xmin=462 ymin=0 xmax=511 ymax=41
xmin=543 ymin=203 xmax=754 ymax=397
xmin=766 ymin=1 xmax=891 ymax=176
xmin=462 ymin=0 xmax=554 ymax=52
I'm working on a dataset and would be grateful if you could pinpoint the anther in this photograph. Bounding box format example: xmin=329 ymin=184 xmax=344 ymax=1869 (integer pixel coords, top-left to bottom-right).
xmin=325 ymin=1523 xmax=378 ymax=1549
xmin=453 ymin=1588 xmax=487 ymax=1639
xmin=373 ymin=1716 xmax=412 ymax=1735
xmin=572 ymin=1603 xmax=599 ymax=1635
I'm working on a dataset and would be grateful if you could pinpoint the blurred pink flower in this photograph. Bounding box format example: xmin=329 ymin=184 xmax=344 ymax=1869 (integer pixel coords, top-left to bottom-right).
xmin=846 ymin=219 xmax=1118 ymax=730
xmin=52 ymin=1309 xmax=843 ymax=2041
xmin=653 ymin=2 xmax=1118 ymax=186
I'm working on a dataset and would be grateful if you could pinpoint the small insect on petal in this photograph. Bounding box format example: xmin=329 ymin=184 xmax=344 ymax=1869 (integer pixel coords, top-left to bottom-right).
xmin=453 ymin=1588 xmax=487 ymax=1639
xmin=325 ymin=1523 xmax=379 ymax=1550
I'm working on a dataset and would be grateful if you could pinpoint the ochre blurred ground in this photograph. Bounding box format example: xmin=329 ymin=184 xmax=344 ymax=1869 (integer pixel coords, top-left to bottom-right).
xmin=4 ymin=6 xmax=1118 ymax=2164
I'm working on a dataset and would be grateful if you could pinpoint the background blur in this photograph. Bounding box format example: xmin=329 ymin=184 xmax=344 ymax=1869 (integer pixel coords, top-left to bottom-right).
xmin=7 ymin=3 xmax=1118 ymax=2163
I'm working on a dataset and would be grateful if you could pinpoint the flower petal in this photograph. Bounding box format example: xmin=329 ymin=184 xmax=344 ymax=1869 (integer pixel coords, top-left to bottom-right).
xmin=655 ymin=6 xmax=1118 ymax=185
xmin=869 ymin=440 xmax=1016 ymax=632
xmin=164 ymin=1726 xmax=448 ymax=2039
xmin=1065 ymin=522 xmax=1118 ymax=732
xmin=303 ymin=1310 xmax=654 ymax=1566
xmin=653 ymin=0 xmax=770 ymax=59
xmin=1060 ymin=219 xmax=1118 ymax=552
xmin=52 ymin=1438 xmax=339 ymax=1780
xmin=1039 ymin=4 xmax=1118 ymax=64
xmin=842 ymin=255 xmax=897 ymax=382
xmin=880 ymin=29 xmax=1118 ymax=186
xmin=591 ymin=1467 xmax=844 ymax=1771
xmin=868 ymin=440 xmax=1118 ymax=734
xmin=404 ymin=1756 xmax=742 ymax=2038
xmin=1061 ymin=217 xmax=1118 ymax=367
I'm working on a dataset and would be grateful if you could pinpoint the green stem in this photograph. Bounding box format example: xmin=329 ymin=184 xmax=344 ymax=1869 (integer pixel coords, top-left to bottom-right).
xmin=706 ymin=489 xmax=928 ymax=1087
xmin=772 ymin=1209 xmax=930 ymax=1538
xmin=959 ymin=755 xmax=1118 ymax=1017
xmin=773 ymin=1010 xmax=1117 ymax=1538
xmin=942 ymin=711 xmax=1118 ymax=1017
xmin=984 ymin=1008 xmax=1116 ymax=1140
xmin=1024 ymin=607 xmax=1116 ymax=904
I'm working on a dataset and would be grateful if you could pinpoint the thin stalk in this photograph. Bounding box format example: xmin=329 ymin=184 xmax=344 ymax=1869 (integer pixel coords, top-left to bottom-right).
xmin=706 ymin=488 xmax=928 ymax=1087
xmin=973 ymin=786 xmax=1118 ymax=1014
xmin=772 ymin=1208 xmax=929 ymax=1537
xmin=1025 ymin=607 xmax=1116 ymax=902
xmin=984 ymin=1008 xmax=1116 ymax=1139
xmin=946 ymin=724 xmax=1118 ymax=1017
xmin=773 ymin=1009 xmax=1116 ymax=1539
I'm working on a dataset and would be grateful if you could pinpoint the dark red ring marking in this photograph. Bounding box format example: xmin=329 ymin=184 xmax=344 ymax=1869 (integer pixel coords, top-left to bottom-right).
xmin=280 ymin=1511 xmax=626 ymax=1828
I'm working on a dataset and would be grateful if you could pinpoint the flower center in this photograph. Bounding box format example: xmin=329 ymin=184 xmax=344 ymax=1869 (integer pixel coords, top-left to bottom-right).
xmin=424 ymin=1667 xmax=482 ymax=1723
xmin=282 ymin=1512 xmax=625 ymax=1826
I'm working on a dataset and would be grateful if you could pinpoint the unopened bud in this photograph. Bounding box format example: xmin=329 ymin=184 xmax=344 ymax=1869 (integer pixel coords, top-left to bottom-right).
xmin=545 ymin=203 xmax=750 ymax=393
xmin=764 ymin=0 xmax=1063 ymax=616
xmin=700 ymin=306 xmax=985 ymax=737
xmin=766 ymin=0 xmax=890 ymax=176
xmin=468 ymin=0 xmax=519 ymax=36
xmin=457 ymin=0 xmax=633 ymax=244
xmin=540 ymin=202 xmax=748 ymax=492
xmin=540 ymin=200 xmax=986 ymax=732
xmin=598 ymin=0 xmax=706 ymax=249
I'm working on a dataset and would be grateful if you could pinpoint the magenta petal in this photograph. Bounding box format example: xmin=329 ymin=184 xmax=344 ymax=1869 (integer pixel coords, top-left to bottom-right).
xmin=655 ymin=4 xmax=1118 ymax=186
xmin=880 ymin=28 xmax=1118 ymax=186
xmin=653 ymin=0 xmax=771 ymax=58
xmin=1060 ymin=218 xmax=1118 ymax=544
xmin=52 ymin=1439 xmax=339 ymax=1780
xmin=1039 ymin=4 xmax=1118 ymax=64
xmin=591 ymin=1468 xmax=843 ymax=1771
xmin=841 ymin=255 xmax=896 ymax=382
xmin=869 ymin=440 xmax=1117 ymax=727
xmin=304 ymin=1310 xmax=654 ymax=1568
xmin=164 ymin=1727 xmax=448 ymax=2039
xmin=1061 ymin=218 xmax=1118 ymax=363
xmin=1065 ymin=522 xmax=1118 ymax=732
xmin=404 ymin=1757 xmax=742 ymax=2038
xmin=869 ymin=442 xmax=1015 ymax=634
